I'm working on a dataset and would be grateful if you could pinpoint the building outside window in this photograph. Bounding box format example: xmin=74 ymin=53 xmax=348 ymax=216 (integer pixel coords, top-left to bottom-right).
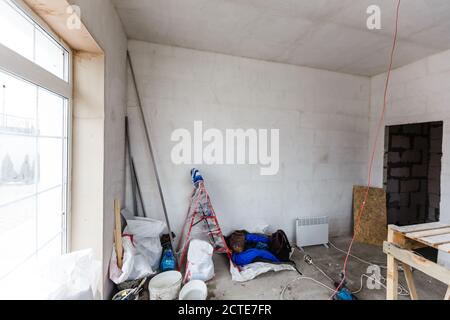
xmin=0 ymin=0 xmax=71 ymax=282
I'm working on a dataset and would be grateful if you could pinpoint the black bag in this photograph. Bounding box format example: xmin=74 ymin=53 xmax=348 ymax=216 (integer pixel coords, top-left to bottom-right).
xmin=269 ymin=230 xmax=292 ymax=262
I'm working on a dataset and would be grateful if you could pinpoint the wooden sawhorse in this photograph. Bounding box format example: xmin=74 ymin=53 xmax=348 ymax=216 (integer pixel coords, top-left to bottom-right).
xmin=384 ymin=222 xmax=450 ymax=300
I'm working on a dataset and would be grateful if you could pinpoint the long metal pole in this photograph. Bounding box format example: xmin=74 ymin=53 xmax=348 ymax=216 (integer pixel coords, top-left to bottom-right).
xmin=127 ymin=51 xmax=175 ymax=249
xmin=125 ymin=116 xmax=139 ymax=217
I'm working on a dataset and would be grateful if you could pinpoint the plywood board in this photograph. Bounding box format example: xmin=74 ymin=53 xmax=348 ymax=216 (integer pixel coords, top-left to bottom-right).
xmin=353 ymin=186 xmax=387 ymax=246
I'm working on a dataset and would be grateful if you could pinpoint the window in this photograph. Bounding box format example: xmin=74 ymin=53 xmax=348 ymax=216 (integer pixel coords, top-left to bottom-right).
xmin=0 ymin=0 xmax=69 ymax=81
xmin=0 ymin=0 xmax=71 ymax=282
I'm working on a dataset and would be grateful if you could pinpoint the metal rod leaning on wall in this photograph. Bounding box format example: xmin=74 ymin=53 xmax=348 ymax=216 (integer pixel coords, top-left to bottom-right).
xmin=131 ymin=157 xmax=147 ymax=218
xmin=127 ymin=50 xmax=175 ymax=250
xmin=125 ymin=116 xmax=139 ymax=217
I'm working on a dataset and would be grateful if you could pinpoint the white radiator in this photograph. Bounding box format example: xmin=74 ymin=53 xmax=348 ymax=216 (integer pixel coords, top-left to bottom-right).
xmin=296 ymin=216 xmax=329 ymax=248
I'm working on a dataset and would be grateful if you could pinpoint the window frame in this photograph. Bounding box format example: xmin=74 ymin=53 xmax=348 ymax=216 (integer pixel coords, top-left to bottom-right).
xmin=0 ymin=0 xmax=73 ymax=255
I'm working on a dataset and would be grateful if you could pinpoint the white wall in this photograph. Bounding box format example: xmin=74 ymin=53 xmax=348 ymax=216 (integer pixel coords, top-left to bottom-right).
xmin=370 ymin=49 xmax=450 ymax=267
xmin=68 ymin=0 xmax=128 ymax=297
xmin=126 ymin=40 xmax=370 ymax=243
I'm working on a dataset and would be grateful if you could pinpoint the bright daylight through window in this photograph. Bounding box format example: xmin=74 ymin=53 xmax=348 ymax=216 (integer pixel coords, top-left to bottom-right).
xmin=0 ymin=0 xmax=70 ymax=283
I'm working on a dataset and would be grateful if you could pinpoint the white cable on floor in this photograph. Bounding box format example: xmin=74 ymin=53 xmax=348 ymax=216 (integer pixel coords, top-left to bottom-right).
xmin=280 ymin=276 xmax=335 ymax=300
xmin=352 ymin=273 xmax=410 ymax=296
xmin=328 ymin=241 xmax=387 ymax=269
xmin=280 ymin=246 xmax=410 ymax=300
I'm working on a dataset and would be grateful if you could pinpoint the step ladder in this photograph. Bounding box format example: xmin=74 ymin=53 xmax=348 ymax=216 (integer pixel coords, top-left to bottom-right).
xmin=177 ymin=169 xmax=232 ymax=273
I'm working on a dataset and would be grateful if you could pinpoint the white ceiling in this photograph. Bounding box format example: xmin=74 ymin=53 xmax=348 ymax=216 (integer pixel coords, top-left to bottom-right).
xmin=112 ymin=0 xmax=450 ymax=76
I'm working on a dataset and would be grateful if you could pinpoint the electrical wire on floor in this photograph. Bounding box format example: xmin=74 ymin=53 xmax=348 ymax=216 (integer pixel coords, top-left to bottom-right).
xmin=331 ymin=0 xmax=402 ymax=300
xmin=280 ymin=246 xmax=410 ymax=300
xmin=329 ymin=240 xmax=425 ymax=270
xmin=352 ymin=273 xmax=409 ymax=296
xmin=328 ymin=241 xmax=387 ymax=269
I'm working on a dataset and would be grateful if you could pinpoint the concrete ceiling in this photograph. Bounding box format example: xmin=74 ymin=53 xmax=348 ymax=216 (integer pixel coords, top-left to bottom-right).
xmin=112 ymin=0 xmax=450 ymax=76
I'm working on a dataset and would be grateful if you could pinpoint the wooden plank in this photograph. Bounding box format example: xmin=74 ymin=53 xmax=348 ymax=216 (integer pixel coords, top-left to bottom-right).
xmin=386 ymin=228 xmax=399 ymax=300
xmin=391 ymin=222 xmax=450 ymax=234
xmin=114 ymin=199 xmax=123 ymax=269
xmin=438 ymin=243 xmax=450 ymax=253
xmin=383 ymin=242 xmax=450 ymax=285
xmin=389 ymin=226 xmax=426 ymax=250
xmin=353 ymin=186 xmax=387 ymax=246
xmin=403 ymin=265 xmax=418 ymax=300
xmin=406 ymin=227 xmax=450 ymax=240
xmin=420 ymin=233 xmax=450 ymax=246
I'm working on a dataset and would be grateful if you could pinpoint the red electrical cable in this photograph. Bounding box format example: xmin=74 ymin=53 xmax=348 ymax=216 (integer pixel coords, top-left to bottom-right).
xmin=331 ymin=0 xmax=401 ymax=299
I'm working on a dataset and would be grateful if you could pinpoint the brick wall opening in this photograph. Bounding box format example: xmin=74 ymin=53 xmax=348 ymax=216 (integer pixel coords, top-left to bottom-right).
xmin=384 ymin=121 xmax=443 ymax=226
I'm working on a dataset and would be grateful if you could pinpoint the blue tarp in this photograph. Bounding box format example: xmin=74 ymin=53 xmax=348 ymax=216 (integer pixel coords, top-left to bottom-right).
xmin=245 ymin=233 xmax=269 ymax=244
xmin=232 ymin=249 xmax=280 ymax=266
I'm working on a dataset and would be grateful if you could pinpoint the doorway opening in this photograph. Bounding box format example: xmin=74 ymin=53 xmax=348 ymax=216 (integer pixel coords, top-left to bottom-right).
xmin=384 ymin=121 xmax=443 ymax=226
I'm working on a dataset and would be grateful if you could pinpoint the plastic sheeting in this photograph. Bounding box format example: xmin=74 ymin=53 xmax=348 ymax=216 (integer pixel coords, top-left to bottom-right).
xmin=230 ymin=261 xmax=296 ymax=282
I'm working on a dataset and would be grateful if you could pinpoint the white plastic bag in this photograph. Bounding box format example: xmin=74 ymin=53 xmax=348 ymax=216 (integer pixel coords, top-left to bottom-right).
xmin=125 ymin=217 xmax=166 ymax=271
xmin=41 ymin=249 xmax=101 ymax=300
xmin=0 ymin=249 xmax=101 ymax=300
xmin=185 ymin=239 xmax=214 ymax=282
xmin=109 ymin=218 xmax=166 ymax=284
xmin=230 ymin=261 xmax=295 ymax=282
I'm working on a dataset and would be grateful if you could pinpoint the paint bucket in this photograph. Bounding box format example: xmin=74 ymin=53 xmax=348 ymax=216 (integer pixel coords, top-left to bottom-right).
xmin=148 ymin=271 xmax=182 ymax=300
xmin=179 ymin=280 xmax=208 ymax=300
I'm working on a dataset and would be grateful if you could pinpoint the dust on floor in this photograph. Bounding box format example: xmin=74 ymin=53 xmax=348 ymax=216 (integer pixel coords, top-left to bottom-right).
xmin=207 ymin=237 xmax=447 ymax=300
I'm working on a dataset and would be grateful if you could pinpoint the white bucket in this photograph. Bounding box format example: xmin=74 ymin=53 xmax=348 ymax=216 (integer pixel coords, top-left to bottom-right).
xmin=148 ymin=271 xmax=182 ymax=300
xmin=179 ymin=280 xmax=208 ymax=300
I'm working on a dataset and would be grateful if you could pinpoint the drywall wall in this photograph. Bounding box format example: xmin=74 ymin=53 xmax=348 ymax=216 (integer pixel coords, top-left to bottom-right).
xmin=67 ymin=0 xmax=128 ymax=298
xmin=71 ymin=52 xmax=104 ymax=269
xmin=370 ymin=49 xmax=450 ymax=267
xmin=126 ymin=40 xmax=370 ymax=242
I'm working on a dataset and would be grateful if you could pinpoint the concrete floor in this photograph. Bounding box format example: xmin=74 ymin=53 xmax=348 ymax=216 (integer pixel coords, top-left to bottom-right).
xmin=207 ymin=237 xmax=448 ymax=300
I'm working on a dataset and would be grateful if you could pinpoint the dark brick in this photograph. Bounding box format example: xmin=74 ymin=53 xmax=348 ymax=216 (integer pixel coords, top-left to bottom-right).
xmin=399 ymin=193 xmax=410 ymax=206
xmin=390 ymin=167 xmax=410 ymax=178
xmin=400 ymin=179 xmax=420 ymax=193
xmin=412 ymin=164 xmax=427 ymax=177
xmin=428 ymin=165 xmax=441 ymax=180
xmin=414 ymin=136 xmax=428 ymax=150
xmin=403 ymin=123 xmax=423 ymax=134
xmin=429 ymin=153 xmax=442 ymax=166
xmin=389 ymin=193 xmax=400 ymax=202
xmin=435 ymin=208 xmax=440 ymax=221
xmin=430 ymin=139 xmax=442 ymax=153
xmin=391 ymin=135 xmax=410 ymax=149
xmin=430 ymin=124 xmax=443 ymax=140
xmin=428 ymin=178 xmax=440 ymax=194
xmin=427 ymin=208 xmax=438 ymax=222
xmin=417 ymin=205 xmax=426 ymax=221
xmin=429 ymin=194 xmax=440 ymax=208
xmin=387 ymin=180 xmax=399 ymax=193
xmin=411 ymin=192 xmax=426 ymax=206
xmin=401 ymin=150 xmax=422 ymax=163
xmin=388 ymin=126 xmax=402 ymax=134
xmin=387 ymin=207 xmax=400 ymax=224
xmin=398 ymin=207 xmax=411 ymax=225
xmin=388 ymin=152 xmax=401 ymax=163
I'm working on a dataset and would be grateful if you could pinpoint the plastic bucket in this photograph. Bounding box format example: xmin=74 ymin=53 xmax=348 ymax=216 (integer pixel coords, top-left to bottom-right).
xmin=179 ymin=280 xmax=208 ymax=300
xmin=148 ymin=271 xmax=182 ymax=300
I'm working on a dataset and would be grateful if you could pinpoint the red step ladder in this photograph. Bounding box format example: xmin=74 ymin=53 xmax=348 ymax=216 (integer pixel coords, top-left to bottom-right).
xmin=177 ymin=169 xmax=232 ymax=274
